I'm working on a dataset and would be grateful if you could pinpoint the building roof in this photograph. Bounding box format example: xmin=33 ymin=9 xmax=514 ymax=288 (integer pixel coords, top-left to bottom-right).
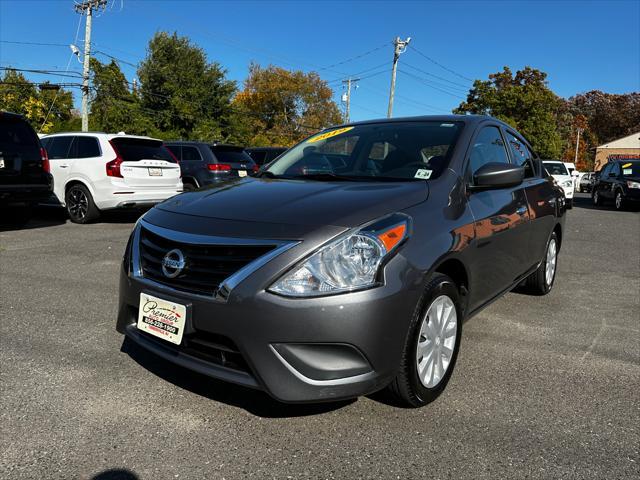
xmin=596 ymin=132 xmax=640 ymax=150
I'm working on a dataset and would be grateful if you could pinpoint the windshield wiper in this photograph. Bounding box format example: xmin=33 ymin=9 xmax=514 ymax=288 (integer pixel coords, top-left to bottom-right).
xmin=288 ymin=172 xmax=358 ymax=181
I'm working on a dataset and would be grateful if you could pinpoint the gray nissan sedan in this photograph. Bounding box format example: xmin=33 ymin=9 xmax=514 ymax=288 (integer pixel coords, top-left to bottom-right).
xmin=116 ymin=115 xmax=566 ymax=407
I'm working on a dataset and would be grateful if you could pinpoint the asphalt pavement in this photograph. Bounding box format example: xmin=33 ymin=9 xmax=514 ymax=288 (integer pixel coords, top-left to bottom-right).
xmin=1 ymin=193 xmax=638 ymax=480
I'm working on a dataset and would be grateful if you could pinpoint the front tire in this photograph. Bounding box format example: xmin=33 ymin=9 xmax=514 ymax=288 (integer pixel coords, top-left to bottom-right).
xmin=525 ymin=231 xmax=559 ymax=295
xmin=614 ymin=190 xmax=625 ymax=211
xmin=592 ymin=189 xmax=603 ymax=206
xmin=387 ymin=274 xmax=462 ymax=407
xmin=66 ymin=184 xmax=100 ymax=224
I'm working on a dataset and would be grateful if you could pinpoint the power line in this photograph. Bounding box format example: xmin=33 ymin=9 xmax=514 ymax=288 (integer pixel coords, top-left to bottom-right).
xmin=316 ymin=43 xmax=388 ymax=73
xmin=397 ymin=69 xmax=466 ymax=99
xmin=408 ymin=45 xmax=473 ymax=82
xmin=402 ymin=62 xmax=471 ymax=89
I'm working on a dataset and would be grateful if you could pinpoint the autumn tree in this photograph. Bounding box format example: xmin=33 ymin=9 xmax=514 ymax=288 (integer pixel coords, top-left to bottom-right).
xmin=137 ymin=31 xmax=237 ymax=141
xmin=454 ymin=66 xmax=563 ymax=158
xmin=0 ymin=69 xmax=74 ymax=133
xmin=233 ymin=63 xmax=343 ymax=147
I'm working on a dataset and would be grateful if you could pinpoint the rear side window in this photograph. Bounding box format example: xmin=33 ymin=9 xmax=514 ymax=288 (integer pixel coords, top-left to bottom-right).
xmin=47 ymin=136 xmax=74 ymax=159
xmin=75 ymin=136 xmax=101 ymax=158
xmin=181 ymin=146 xmax=202 ymax=161
xmin=210 ymin=146 xmax=254 ymax=164
xmin=0 ymin=118 xmax=39 ymax=147
xmin=110 ymin=138 xmax=175 ymax=162
xmin=468 ymin=126 xmax=509 ymax=175
xmin=505 ymin=132 xmax=536 ymax=178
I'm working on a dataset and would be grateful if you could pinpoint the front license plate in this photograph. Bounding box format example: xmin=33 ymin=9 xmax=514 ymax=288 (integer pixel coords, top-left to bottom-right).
xmin=148 ymin=167 xmax=163 ymax=176
xmin=137 ymin=293 xmax=186 ymax=345
xmin=238 ymin=170 xmax=247 ymax=177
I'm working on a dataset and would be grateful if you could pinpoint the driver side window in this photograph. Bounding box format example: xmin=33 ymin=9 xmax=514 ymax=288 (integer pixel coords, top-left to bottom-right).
xmin=468 ymin=126 xmax=509 ymax=177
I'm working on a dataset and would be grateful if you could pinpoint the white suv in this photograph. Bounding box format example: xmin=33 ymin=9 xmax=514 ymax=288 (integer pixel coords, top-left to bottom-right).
xmin=543 ymin=160 xmax=574 ymax=208
xmin=40 ymin=132 xmax=182 ymax=223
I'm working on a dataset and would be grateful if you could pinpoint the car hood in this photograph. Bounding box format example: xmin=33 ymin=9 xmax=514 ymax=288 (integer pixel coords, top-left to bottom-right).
xmin=156 ymin=177 xmax=429 ymax=228
xmin=550 ymin=174 xmax=572 ymax=182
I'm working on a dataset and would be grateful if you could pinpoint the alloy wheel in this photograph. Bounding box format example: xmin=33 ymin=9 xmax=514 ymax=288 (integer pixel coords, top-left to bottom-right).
xmin=593 ymin=190 xmax=599 ymax=205
xmin=615 ymin=192 xmax=622 ymax=210
xmin=545 ymin=238 xmax=557 ymax=287
xmin=68 ymin=187 xmax=89 ymax=220
xmin=416 ymin=295 xmax=457 ymax=388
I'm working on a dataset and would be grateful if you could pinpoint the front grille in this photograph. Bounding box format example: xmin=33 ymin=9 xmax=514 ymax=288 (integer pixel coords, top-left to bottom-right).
xmin=139 ymin=227 xmax=276 ymax=295
xmin=138 ymin=328 xmax=250 ymax=373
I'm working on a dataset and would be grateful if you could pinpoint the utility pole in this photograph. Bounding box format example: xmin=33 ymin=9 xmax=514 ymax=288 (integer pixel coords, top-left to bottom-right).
xmin=574 ymin=127 xmax=583 ymax=164
xmin=341 ymin=77 xmax=359 ymax=123
xmin=387 ymin=36 xmax=411 ymax=118
xmin=74 ymin=0 xmax=107 ymax=131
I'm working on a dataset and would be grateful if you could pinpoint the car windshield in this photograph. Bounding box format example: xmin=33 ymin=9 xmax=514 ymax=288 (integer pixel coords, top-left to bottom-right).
xmin=620 ymin=161 xmax=640 ymax=176
xmin=544 ymin=163 xmax=568 ymax=175
xmin=264 ymin=121 xmax=463 ymax=181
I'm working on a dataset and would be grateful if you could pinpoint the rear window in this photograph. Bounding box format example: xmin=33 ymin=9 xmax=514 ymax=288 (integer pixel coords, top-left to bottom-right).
xmin=0 ymin=117 xmax=39 ymax=147
xmin=111 ymin=137 xmax=175 ymax=162
xmin=210 ymin=146 xmax=254 ymax=165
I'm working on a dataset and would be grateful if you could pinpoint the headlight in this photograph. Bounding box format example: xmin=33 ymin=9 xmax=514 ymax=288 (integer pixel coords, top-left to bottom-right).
xmin=562 ymin=180 xmax=573 ymax=188
xmin=627 ymin=180 xmax=640 ymax=189
xmin=269 ymin=214 xmax=410 ymax=297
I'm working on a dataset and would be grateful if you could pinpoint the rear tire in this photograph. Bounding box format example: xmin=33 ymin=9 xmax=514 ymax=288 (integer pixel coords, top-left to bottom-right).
xmin=387 ymin=274 xmax=462 ymax=408
xmin=524 ymin=231 xmax=558 ymax=295
xmin=66 ymin=184 xmax=100 ymax=224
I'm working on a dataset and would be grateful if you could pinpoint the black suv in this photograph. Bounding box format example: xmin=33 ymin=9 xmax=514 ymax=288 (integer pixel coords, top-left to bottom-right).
xmin=0 ymin=112 xmax=53 ymax=223
xmin=245 ymin=146 xmax=288 ymax=167
xmin=592 ymin=159 xmax=640 ymax=210
xmin=164 ymin=141 xmax=257 ymax=190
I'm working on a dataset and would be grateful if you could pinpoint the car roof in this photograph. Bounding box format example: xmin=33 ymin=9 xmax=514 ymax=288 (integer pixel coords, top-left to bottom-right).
xmin=41 ymin=131 xmax=161 ymax=142
xmin=164 ymin=140 xmax=243 ymax=148
xmin=0 ymin=111 xmax=26 ymax=120
xmin=331 ymin=114 xmax=507 ymax=129
xmin=245 ymin=146 xmax=287 ymax=151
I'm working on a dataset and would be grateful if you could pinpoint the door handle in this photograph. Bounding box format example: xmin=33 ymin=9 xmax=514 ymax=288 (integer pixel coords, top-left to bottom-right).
xmin=516 ymin=205 xmax=528 ymax=216
xmin=59 ymin=164 xmax=69 ymax=168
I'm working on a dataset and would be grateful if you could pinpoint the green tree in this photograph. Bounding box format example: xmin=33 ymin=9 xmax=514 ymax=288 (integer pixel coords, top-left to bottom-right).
xmin=137 ymin=31 xmax=237 ymax=140
xmin=234 ymin=63 xmax=343 ymax=146
xmin=89 ymin=58 xmax=152 ymax=135
xmin=454 ymin=66 xmax=563 ymax=158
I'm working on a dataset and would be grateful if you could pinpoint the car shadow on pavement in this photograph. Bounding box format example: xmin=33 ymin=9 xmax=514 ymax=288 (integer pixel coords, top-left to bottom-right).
xmin=91 ymin=469 xmax=139 ymax=480
xmin=120 ymin=338 xmax=355 ymax=418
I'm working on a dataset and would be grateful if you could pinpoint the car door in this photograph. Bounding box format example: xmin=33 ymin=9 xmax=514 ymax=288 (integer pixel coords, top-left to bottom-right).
xmin=464 ymin=125 xmax=531 ymax=310
xmin=180 ymin=145 xmax=204 ymax=185
xmin=72 ymin=135 xmax=103 ymax=193
xmin=45 ymin=136 xmax=75 ymax=204
xmin=602 ymin=162 xmax=618 ymax=199
xmin=504 ymin=130 xmax=557 ymax=267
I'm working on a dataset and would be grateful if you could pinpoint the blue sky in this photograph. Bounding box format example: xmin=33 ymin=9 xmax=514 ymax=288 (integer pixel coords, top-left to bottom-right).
xmin=1 ymin=0 xmax=639 ymax=122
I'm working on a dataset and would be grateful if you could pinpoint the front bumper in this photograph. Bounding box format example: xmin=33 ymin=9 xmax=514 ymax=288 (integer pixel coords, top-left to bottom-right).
xmin=116 ymin=223 xmax=421 ymax=403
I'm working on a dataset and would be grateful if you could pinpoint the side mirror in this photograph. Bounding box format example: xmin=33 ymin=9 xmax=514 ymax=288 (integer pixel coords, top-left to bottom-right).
xmin=471 ymin=162 xmax=524 ymax=189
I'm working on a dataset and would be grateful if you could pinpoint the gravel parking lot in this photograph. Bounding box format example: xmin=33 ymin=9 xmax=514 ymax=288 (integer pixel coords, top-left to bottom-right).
xmin=1 ymin=193 xmax=638 ymax=480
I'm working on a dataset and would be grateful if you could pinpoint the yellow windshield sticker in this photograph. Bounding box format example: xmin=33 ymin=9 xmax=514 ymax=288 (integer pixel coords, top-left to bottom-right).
xmin=622 ymin=162 xmax=633 ymax=168
xmin=307 ymin=126 xmax=354 ymax=143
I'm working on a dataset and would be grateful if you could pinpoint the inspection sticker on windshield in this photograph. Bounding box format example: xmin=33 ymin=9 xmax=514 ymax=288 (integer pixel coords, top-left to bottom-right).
xmin=415 ymin=169 xmax=432 ymax=179
xmin=623 ymin=169 xmax=633 ymax=175
xmin=307 ymin=126 xmax=354 ymax=143
xmin=137 ymin=293 xmax=186 ymax=345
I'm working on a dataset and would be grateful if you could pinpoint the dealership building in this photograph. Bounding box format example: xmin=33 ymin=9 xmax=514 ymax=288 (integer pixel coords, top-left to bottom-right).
xmin=594 ymin=132 xmax=640 ymax=171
